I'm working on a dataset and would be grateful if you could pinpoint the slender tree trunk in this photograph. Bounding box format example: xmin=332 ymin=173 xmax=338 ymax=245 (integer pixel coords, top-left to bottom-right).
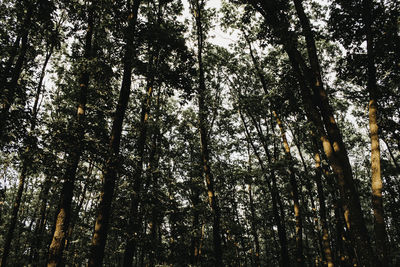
xmin=0 ymin=165 xmax=27 ymax=267
xmin=313 ymin=147 xmax=334 ymax=267
xmin=26 ymin=47 xmax=54 ymax=267
xmin=251 ymin=115 xmax=289 ymax=267
xmin=47 ymin=6 xmax=94 ymax=266
xmin=123 ymin=62 xmax=155 ymax=267
xmin=29 ymin=174 xmax=52 ymax=266
xmin=248 ymin=184 xmax=261 ymax=267
xmin=148 ymin=95 xmax=162 ymax=267
xmin=245 ymin=38 xmax=305 ymax=265
xmin=88 ymin=1 xmax=141 ymax=265
xmin=190 ymin=186 xmax=202 ymax=266
xmin=272 ymin=111 xmax=304 ymax=267
xmin=31 ymin=48 xmax=53 ymax=128
xmin=363 ymin=0 xmax=389 ymax=264
xmin=289 ymin=126 xmax=326 ymax=265
xmin=65 ymin=165 xmax=93 ymax=253
xmin=191 ymin=1 xmax=223 ymax=265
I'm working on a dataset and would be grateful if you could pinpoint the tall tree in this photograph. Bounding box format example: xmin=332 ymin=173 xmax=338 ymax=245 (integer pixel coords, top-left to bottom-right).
xmin=47 ymin=4 xmax=94 ymax=266
xmin=190 ymin=0 xmax=223 ymax=265
xmin=88 ymin=0 xmax=141 ymax=265
xmin=363 ymin=0 xmax=389 ymax=264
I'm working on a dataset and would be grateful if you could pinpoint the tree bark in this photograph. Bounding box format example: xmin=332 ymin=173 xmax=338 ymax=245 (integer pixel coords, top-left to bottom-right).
xmin=147 ymin=93 xmax=163 ymax=267
xmin=291 ymin=1 xmax=375 ymax=264
xmin=242 ymin=38 xmax=304 ymax=265
xmin=88 ymin=1 xmax=141 ymax=266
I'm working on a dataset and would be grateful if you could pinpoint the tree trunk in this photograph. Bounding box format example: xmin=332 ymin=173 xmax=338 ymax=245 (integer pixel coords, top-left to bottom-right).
xmin=272 ymin=111 xmax=304 ymax=267
xmin=47 ymin=6 xmax=94 ymax=266
xmin=314 ymin=148 xmax=334 ymax=267
xmin=362 ymin=0 xmax=389 ymax=264
xmin=0 ymin=165 xmax=27 ymax=267
xmin=88 ymin=1 xmax=141 ymax=266
xmin=237 ymin=41 xmax=291 ymax=266
xmin=148 ymin=94 xmax=163 ymax=267
xmin=29 ymin=174 xmax=52 ymax=266
xmin=190 ymin=182 xmax=202 ymax=266
xmin=191 ymin=1 xmax=223 ymax=265
xmin=123 ymin=61 xmax=155 ymax=267
xmin=248 ymin=184 xmax=261 ymax=267
xmin=65 ymin=165 xmax=93 ymax=253
xmin=289 ymin=126 xmax=325 ymax=265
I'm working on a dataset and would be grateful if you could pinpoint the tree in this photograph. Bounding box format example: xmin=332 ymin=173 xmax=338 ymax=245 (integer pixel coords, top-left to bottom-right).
xmin=189 ymin=0 xmax=223 ymax=265
xmin=47 ymin=2 xmax=94 ymax=266
xmin=88 ymin=0 xmax=141 ymax=265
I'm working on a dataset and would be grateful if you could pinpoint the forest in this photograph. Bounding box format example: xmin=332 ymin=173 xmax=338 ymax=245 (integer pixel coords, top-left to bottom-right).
xmin=0 ymin=0 xmax=399 ymax=266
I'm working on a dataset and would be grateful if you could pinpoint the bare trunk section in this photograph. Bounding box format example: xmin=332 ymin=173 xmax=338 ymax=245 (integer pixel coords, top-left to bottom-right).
xmin=190 ymin=189 xmax=202 ymax=266
xmin=272 ymin=111 xmax=304 ymax=267
xmin=47 ymin=6 xmax=94 ymax=266
xmin=88 ymin=1 xmax=141 ymax=265
xmin=187 ymin=129 xmax=203 ymax=266
xmin=362 ymin=0 xmax=389 ymax=264
xmin=65 ymin=164 xmax=93 ymax=253
xmin=147 ymin=94 xmax=163 ymax=267
xmin=288 ymin=126 xmax=325 ymax=265
xmin=253 ymin=116 xmax=289 ymax=267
